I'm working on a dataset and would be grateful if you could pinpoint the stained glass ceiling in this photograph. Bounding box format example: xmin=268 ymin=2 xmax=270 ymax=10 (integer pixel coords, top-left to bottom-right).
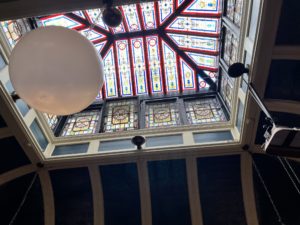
xmin=37 ymin=0 xmax=222 ymax=100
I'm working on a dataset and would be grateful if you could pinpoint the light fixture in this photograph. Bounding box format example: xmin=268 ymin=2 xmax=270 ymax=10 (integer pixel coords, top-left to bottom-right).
xmin=131 ymin=136 xmax=146 ymax=150
xmin=9 ymin=26 xmax=104 ymax=115
xmin=102 ymin=7 xmax=123 ymax=27
xmin=101 ymin=0 xmax=123 ymax=28
xmin=228 ymin=63 xmax=300 ymax=157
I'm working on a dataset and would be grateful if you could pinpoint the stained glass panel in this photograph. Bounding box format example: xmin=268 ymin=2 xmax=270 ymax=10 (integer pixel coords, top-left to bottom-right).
xmin=61 ymin=110 xmax=100 ymax=136
xmin=80 ymin=28 xmax=105 ymax=41
xmin=145 ymin=101 xmax=181 ymax=128
xmin=234 ymin=0 xmax=243 ymax=27
xmin=112 ymin=21 xmax=126 ymax=34
xmin=73 ymin=11 xmax=85 ymax=19
xmin=44 ymin=113 xmax=59 ymax=130
xmin=167 ymin=33 xmax=219 ymax=52
xmin=162 ymin=40 xmax=179 ymax=92
xmin=204 ymin=70 xmax=217 ymax=82
xmin=103 ymin=100 xmax=138 ymax=132
xmin=86 ymin=9 xmax=109 ymax=31
xmin=116 ymin=40 xmax=133 ymax=96
xmin=198 ymin=75 xmax=210 ymax=91
xmin=145 ymin=102 xmax=181 ymax=128
xmin=94 ymin=41 xmax=107 ymax=53
xmin=177 ymin=0 xmax=185 ymax=8
xmin=185 ymin=98 xmax=226 ymax=124
xmin=226 ymin=0 xmax=235 ymax=21
xmin=223 ymin=29 xmax=239 ymax=66
xmin=226 ymin=0 xmax=243 ymax=27
xmin=183 ymin=0 xmax=221 ymax=14
xmin=40 ymin=15 xmax=82 ymax=29
xmin=0 ymin=20 xmax=24 ymax=47
xmin=187 ymin=52 xmax=218 ymax=69
xmin=167 ymin=17 xmax=220 ymax=35
xmin=221 ymin=71 xmax=234 ymax=110
xmin=158 ymin=0 xmax=174 ymax=24
xmin=103 ymin=47 xmax=118 ymax=98
xmin=122 ymin=4 xmax=141 ymax=32
xmin=131 ymin=38 xmax=148 ymax=95
xmin=140 ymin=2 xmax=157 ymax=29
xmin=180 ymin=58 xmax=196 ymax=91
xmin=146 ymin=36 xmax=163 ymax=94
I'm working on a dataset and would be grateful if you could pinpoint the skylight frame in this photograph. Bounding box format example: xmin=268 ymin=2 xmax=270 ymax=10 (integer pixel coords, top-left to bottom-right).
xmin=0 ymin=0 xmax=256 ymax=160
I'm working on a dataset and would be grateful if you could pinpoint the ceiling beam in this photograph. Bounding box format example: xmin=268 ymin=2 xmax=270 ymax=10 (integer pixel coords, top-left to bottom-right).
xmin=186 ymin=157 xmax=204 ymax=225
xmin=137 ymin=159 xmax=152 ymax=225
xmin=88 ymin=165 xmax=105 ymax=225
xmin=0 ymin=127 xmax=12 ymax=139
xmin=272 ymin=46 xmax=300 ymax=60
xmin=39 ymin=170 xmax=55 ymax=225
xmin=240 ymin=152 xmax=259 ymax=225
xmin=0 ymin=164 xmax=36 ymax=186
xmin=264 ymin=99 xmax=300 ymax=115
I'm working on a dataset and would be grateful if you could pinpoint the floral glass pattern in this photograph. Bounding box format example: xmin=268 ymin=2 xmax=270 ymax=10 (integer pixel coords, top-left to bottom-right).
xmin=61 ymin=111 xmax=100 ymax=136
xmin=145 ymin=101 xmax=181 ymax=128
xmin=103 ymin=100 xmax=138 ymax=132
xmin=185 ymin=98 xmax=226 ymax=124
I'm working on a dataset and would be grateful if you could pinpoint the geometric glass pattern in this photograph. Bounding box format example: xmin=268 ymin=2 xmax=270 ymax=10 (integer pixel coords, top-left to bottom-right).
xmin=221 ymin=71 xmax=234 ymax=110
xmin=187 ymin=52 xmax=218 ymax=69
xmin=167 ymin=33 xmax=219 ymax=52
xmin=226 ymin=0 xmax=243 ymax=27
xmin=103 ymin=100 xmax=138 ymax=132
xmin=0 ymin=20 xmax=30 ymax=48
xmin=34 ymin=0 xmax=225 ymax=99
xmin=183 ymin=0 xmax=222 ymax=15
xmin=61 ymin=110 xmax=101 ymax=136
xmin=223 ymin=28 xmax=239 ymax=66
xmin=40 ymin=15 xmax=83 ymax=29
xmin=44 ymin=113 xmax=59 ymax=131
xmin=145 ymin=101 xmax=181 ymax=128
xmin=185 ymin=97 xmax=227 ymax=124
xmin=140 ymin=2 xmax=157 ymax=29
xmin=167 ymin=17 xmax=220 ymax=34
xmin=180 ymin=58 xmax=196 ymax=91
xmin=158 ymin=0 xmax=174 ymax=24
xmin=44 ymin=113 xmax=58 ymax=130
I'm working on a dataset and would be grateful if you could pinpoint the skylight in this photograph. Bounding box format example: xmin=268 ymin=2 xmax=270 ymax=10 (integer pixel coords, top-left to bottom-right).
xmin=37 ymin=0 xmax=222 ymax=99
xmin=0 ymin=0 xmax=251 ymax=157
xmin=0 ymin=0 xmax=248 ymax=141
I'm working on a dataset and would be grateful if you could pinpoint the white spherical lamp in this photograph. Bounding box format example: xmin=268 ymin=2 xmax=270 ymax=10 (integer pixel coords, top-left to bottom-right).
xmin=9 ymin=26 xmax=104 ymax=115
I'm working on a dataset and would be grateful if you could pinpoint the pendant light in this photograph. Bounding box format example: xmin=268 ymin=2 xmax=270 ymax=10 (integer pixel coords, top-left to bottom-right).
xmin=9 ymin=26 xmax=104 ymax=115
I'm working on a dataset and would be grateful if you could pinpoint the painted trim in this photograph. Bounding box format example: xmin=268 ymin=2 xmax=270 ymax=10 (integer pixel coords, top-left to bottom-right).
xmin=186 ymin=157 xmax=203 ymax=225
xmin=39 ymin=170 xmax=55 ymax=225
xmin=88 ymin=165 xmax=105 ymax=225
xmin=137 ymin=159 xmax=152 ymax=225
xmin=240 ymin=152 xmax=259 ymax=225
